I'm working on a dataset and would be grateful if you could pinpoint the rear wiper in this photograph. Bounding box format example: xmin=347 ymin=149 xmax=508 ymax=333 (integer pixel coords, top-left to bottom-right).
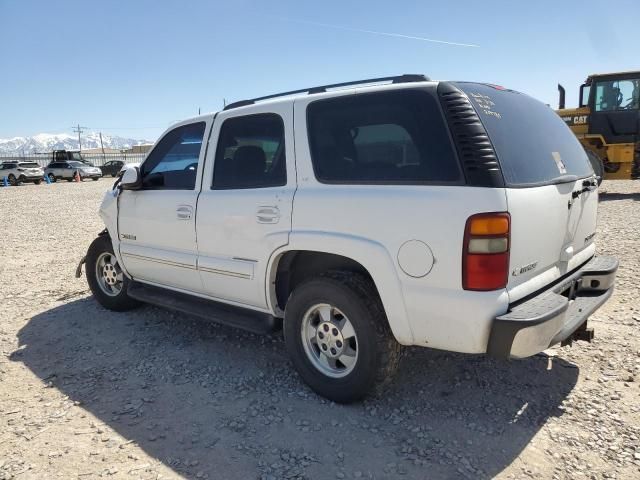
xmin=550 ymin=174 xmax=579 ymax=185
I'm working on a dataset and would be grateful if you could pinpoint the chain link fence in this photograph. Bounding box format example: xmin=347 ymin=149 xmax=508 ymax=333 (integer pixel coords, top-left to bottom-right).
xmin=0 ymin=152 xmax=147 ymax=168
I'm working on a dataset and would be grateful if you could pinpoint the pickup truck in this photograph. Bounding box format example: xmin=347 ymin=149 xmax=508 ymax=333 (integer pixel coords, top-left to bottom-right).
xmin=79 ymin=74 xmax=618 ymax=403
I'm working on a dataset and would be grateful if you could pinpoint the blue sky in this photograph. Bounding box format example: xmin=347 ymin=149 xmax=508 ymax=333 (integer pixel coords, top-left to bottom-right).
xmin=0 ymin=0 xmax=638 ymax=140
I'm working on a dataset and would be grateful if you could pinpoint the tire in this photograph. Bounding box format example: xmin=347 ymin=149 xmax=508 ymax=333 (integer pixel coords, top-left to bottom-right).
xmin=92 ymin=177 xmax=99 ymax=181
xmin=48 ymin=173 xmax=57 ymax=183
xmin=585 ymin=148 xmax=604 ymax=185
xmin=8 ymin=174 xmax=18 ymax=186
xmin=34 ymin=179 xmax=42 ymax=185
xmin=66 ymin=177 xmax=74 ymax=182
xmin=85 ymin=235 xmax=141 ymax=312
xmin=284 ymin=271 xmax=402 ymax=403
xmin=111 ymin=173 xmax=117 ymax=178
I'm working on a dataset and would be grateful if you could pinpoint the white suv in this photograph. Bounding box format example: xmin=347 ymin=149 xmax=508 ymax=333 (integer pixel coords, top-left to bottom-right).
xmin=0 ymin=161 xmax=45 ymax=185
xmin=80 ymin=75 xmax=618 ymax=402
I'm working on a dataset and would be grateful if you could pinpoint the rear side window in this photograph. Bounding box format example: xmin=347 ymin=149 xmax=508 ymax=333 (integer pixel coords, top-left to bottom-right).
xmin=456 ymin=83 xmax=593 ymax=186
xmin=19 ymin=162 xmax=39 ymax=168
xmin=212 ymin=113 xmax=286 ymax=189
xmin=307 ymin=90 xmax=461 ymax=184
xmin=141 ymin=122 xmax=206 ymax=190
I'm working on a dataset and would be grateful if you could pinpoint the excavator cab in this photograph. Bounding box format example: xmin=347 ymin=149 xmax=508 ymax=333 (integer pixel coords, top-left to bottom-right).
xmin=585 ymin=73 xmax=640 ymax=145
xmin=557 ymin=71 xmax=640 ymax=180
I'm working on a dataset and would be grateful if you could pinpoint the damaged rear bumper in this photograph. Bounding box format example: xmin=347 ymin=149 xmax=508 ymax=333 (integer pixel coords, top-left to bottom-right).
xmin=487 ymin=255 xmax=618 ymax=359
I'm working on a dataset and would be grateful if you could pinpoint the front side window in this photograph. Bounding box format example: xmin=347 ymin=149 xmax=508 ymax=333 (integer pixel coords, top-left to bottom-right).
xmin=594 ymin=78 xmax=640 ymax=112
xmin=141 ymin=122 xmax=206 ymax=190
xmin=212 ymin=113 xmax=286 ymax=189
xmin=307 ymin=90 xmax=461 ymax=184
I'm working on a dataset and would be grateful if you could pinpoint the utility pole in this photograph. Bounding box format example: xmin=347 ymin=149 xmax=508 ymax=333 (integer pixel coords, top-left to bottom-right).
xmin=99 ymin=132 xmax=106 ymax=164
xmin=72 ymin=124 xmax=88 ymax=151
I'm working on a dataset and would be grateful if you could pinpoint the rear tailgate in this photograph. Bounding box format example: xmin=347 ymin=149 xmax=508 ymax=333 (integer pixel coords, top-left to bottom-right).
xmin=456 ymin=83 xmax=598 ymax=302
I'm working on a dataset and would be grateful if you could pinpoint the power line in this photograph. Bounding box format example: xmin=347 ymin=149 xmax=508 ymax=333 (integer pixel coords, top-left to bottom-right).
xmin=71 ymin=124 xmax=89 ymax=151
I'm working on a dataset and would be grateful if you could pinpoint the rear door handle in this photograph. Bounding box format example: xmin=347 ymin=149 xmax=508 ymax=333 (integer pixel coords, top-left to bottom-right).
xmin=256 ymin=206 xmax=280 ymax=224
xmin=176 ymin=205 xmax=193 ymax=220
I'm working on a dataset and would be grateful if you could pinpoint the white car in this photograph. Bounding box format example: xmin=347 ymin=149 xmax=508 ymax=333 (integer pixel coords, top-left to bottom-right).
xmin=0 ymin=161 xmax=45 ymax=185
xmin=44 ymin=160 xmax=102 ymax=182
xmin=79 ymin=74 xmax=618 ymax=402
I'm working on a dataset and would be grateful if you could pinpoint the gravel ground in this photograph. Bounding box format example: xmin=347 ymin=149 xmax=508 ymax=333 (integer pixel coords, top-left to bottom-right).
xmin=0 ymin=179 xmax=639 ymax=480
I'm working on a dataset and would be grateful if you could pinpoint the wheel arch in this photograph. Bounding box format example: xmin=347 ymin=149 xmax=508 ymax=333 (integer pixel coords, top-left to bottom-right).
xmin=266 ymin=232 xmax=414 ymax=345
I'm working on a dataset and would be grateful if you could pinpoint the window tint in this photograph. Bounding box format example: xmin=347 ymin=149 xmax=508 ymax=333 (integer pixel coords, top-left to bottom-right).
xmin=456 ymin=83 xmax=593 ymax=185
xmin=212 ymin=113 xmax=286 ymax=189
xmin=19 ymin=162 xmax=39 ymax=168
xmin=307 ymin=90 xmax=461 ymax=184
xmin=141 ymin=122 xmax=206 ymax=190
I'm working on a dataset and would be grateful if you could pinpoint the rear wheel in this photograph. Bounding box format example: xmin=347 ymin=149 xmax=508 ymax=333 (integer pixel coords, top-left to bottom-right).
xmin=34 ymin=179 xmax=42 ymax=185
xmin=284 ymin=272 xmax=402 ymax=403
xmin=86 ymin=235 xmax=140 ymax=311
xmin=585 ymin=148 xmax=604 ymax=185
xmin=92 ymin=177 xmax=99 ymax=181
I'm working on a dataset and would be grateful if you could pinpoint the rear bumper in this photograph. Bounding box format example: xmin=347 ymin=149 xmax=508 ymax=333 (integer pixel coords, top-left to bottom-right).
xmin=487 ymin=255 xmax=618 ymax=359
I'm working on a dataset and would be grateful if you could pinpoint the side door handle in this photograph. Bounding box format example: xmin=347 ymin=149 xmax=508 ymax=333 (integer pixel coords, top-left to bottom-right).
xmin=176 ymin=205 xmax=193 ymax=220
xmin=256 ymin=206 xmax=280 ymax=224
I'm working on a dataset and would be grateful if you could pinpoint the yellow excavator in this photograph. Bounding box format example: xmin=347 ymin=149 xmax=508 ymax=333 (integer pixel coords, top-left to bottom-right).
xmin=557 ymin=71 xmax=640 ymax=182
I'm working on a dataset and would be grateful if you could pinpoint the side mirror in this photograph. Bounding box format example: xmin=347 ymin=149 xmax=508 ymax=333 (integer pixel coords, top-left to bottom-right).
xmin=120 ymin=166 xmax=142 ymax=190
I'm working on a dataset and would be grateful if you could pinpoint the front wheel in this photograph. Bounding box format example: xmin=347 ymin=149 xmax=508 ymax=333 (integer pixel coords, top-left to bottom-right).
xmin=85 ymin=235 xmax=140 ymax=311
xmin=48 ymin=173 xmax=57 ymax=183
xmin=34 ymin=179 xmax=42 ymax=185
xmin=284 ymin=272 xmax=402 ymax=403
xmin=92 ymin=177 xmax=99 ymax=181
xmin=8 ymin=174 xmax=18 ymax=186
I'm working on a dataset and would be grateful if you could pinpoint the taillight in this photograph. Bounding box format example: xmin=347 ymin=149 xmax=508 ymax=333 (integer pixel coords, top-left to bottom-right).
xmin=462 ymin=212 xmax=510 ymax=291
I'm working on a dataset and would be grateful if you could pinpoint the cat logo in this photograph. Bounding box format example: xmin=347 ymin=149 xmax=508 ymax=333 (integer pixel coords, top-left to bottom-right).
xmin=561 ymin=115 xmax=589 ymax=126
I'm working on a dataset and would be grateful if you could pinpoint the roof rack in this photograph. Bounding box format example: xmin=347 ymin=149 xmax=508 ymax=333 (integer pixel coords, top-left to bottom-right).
xmin=223 ymin=74 xmax=430 ymax=110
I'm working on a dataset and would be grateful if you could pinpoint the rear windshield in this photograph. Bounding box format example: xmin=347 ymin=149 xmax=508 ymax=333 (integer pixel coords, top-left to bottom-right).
xmin=19 ymin=162 xmax=39 ymax=168
xmin=307 ymin=90 xmax=461 ymax=184
xmin=456 ymin=83 xmax=593 ymax=186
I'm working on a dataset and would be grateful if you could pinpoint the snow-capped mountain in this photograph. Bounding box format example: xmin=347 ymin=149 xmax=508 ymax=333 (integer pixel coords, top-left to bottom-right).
xmin=0 ymin=132 xmax=153 ymax=154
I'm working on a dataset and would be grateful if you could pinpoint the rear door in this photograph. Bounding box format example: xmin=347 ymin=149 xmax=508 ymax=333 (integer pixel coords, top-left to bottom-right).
xmin=196 ymin=103 xmax=295 ymax=308
xmin=456 ymin=83 xmax=598 ymax=302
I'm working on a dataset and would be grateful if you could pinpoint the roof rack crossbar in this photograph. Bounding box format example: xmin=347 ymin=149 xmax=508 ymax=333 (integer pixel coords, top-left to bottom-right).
xmin=223 ymin=74 xmax=430 ymax=110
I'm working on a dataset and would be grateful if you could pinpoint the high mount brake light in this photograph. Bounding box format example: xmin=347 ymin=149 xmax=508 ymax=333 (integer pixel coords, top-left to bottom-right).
xmin=462 ymin=213 xmax=510 ymax=291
